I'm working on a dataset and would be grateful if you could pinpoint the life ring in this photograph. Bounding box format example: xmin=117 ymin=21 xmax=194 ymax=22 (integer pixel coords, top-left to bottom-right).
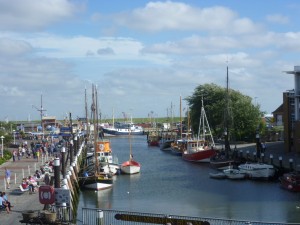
xmin=99 ymin=144 xmax=104 ymax=151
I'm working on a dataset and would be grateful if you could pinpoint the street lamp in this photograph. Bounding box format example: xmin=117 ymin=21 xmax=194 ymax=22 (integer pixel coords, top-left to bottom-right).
xmin=0 ymin=136 xmax=4 ymax=158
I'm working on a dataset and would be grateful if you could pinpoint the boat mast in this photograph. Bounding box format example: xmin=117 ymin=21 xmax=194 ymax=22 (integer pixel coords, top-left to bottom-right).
xmin=85 ymin=87 xmax=90 ymax=140
xmin=197 ymin=96 xmax=215 ymax=148
xmin=187 ymin=107 xmax=190 ymax=139
xmin=92 ymin=84 xmax=99 ymax=174
xmin=171 ymin=102 xmax=173 ymax=130
xmin=180 ymin=95 xmax=182 ymax=139
xmin=112 ymin=108 xmax=115 ymax=128
xmin=129 ymin=130 xmax=132 ymax=160
xmin=224 ymin=66 xmax=231 ymax=156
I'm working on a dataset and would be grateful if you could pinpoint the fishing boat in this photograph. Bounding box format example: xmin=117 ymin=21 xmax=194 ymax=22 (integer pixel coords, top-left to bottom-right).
xmin=147 ymin=131 xmax=160 ymax=147
xmin=238 ymin=162 xmax=275 ymax=180
xmin=96 ymin=139 xmax=120 ymax=175
xmin=170 ymin=139 xmax=185 ymax=156
xmin=182 ymin=98 xmax=216 ymax=162
xmin=159 ymin=131 xmax=176 ymax=151
xmin=170 ymin=96 xmax=185 ymax=156
xmin=79 ymin=85 xmax=113 ymax=190
xmin=279 ymin=172 xmax=300 ymax=192
xmin=120 ymin=131 xmax=141 ymax=174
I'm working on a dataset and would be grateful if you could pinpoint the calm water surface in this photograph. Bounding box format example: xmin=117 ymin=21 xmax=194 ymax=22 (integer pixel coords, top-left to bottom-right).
xmin=77 ymin=136 xmax=300 ymax=223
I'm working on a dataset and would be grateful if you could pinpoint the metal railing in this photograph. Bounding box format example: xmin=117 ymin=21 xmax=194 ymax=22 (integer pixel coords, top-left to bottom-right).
xmin=80 ymin=208 xmax=299 ymax=225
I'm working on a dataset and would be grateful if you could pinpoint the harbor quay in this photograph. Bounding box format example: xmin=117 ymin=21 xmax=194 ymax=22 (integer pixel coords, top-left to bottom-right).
xmin=0 ymin=139 xmax=298 ymax=225
xmin=0 ymin=136 xmax=85 ymax=225
xmin=230 ymin=141 xmax=300 ymax=172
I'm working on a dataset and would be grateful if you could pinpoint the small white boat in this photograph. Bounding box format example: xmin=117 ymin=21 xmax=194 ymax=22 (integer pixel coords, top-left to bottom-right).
xmin=223 ymin=168 xmax=246 ymax=180
xmin=120 ymin=131 xmax=141 ymax=175
xmin=238 ymin=162 xmax=275 ymax=179
xmin=209 ymin=172 xmax=226 ymax=179
xmin=120 ymin=159 xmax=141 ymax=174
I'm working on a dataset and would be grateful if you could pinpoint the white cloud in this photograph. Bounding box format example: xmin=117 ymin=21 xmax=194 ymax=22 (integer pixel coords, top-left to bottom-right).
xmin=113 ymin=1 xmax=262 ymax=34
xmin=0 ymin=38 xmax=32 ymax=57
xmin=0 ymin=0 xmax=82 ymax=31
xmin=266 ymin=14 xmax=289 ymax=24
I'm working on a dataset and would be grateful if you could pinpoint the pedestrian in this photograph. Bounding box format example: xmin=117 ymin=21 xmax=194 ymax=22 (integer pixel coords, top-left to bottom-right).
xmin=36 ymin=149 xmax=40 ymax=162
xmin=261 ymin=142 xmax=266 ymax=153
xmin=21 ymin=146 xmax=26 ymax=157
xmin=5 ymin=167 xmax=11 ymax=189
xmin=12 ymin=150 xmax=17 ymax=162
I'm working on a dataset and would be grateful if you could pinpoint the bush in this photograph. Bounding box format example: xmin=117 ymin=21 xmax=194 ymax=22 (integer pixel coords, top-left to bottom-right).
xmin=0 ymin=149 xmax=12 ymax=165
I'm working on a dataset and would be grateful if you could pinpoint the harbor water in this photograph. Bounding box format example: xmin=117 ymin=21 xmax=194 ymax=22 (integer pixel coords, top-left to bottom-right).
xmin=77 ymin=135 xmax=300 ymax=224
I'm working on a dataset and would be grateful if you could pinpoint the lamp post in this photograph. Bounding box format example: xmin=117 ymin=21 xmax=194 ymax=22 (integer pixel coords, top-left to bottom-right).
xmin=0 ymin=136 xmax=4 ymax=158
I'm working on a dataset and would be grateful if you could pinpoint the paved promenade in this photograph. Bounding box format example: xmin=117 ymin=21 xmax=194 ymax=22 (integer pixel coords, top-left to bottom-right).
xmin=0 ymin=149 xmax=48 ymax=225
xmin=235 ymin=141 xmax=300 ymax=170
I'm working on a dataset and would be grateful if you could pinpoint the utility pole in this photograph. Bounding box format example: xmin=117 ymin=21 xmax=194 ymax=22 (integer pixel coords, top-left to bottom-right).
xmin=32 ymin=94 xmax=47 ymax=134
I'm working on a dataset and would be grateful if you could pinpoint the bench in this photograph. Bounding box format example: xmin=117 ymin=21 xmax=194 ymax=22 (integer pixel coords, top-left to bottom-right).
xmin=19 ymin=185 xmax=29 ymax=192
xmin=0 ymin=205 xmax=6 ymax=213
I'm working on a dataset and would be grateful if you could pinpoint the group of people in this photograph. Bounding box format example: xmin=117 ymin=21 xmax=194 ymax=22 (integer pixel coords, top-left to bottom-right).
xmin=21 ymin=175 xmax=39 ymax=194
xmin=21 ymin=164 xmax=52 ymax=193
xmin=12 ymin=142 xmax=32 ymax=161
xmin=12 ymin=140 xmax=57 ymax=163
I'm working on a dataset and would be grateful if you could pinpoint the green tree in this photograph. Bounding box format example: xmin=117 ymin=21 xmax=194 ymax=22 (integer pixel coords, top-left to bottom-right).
xmin=186 ymin=83 xmax=262 ymax=142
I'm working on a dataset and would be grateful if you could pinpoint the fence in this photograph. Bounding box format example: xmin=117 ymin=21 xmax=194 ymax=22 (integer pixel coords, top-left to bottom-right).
xmin=80 ymin=208 xmax=299 ymax=225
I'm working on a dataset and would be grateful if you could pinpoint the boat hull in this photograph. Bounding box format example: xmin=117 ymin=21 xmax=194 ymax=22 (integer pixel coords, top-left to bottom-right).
xmin=120 ymin=160 xmax=141 ymax=174
xmin=182 ymin=149 xmax=216 ymax=162
xmin=238 ymin=163 xmax=275 ymax=179
xmin=223 ymin=168 xmax=246 ymax=180
xmin=279 ymin=172 xmax=300 ymax=192
xmin=102 ymin=127 xmax=144 ymax=136
xmin=79 ymin=174 xmax=113 ymax=191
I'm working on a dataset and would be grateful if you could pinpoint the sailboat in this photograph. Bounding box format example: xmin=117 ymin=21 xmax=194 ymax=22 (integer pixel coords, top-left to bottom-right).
xmin=79 ymin=84 xmax=113 ymax=190
xmin=210 ymin=66 xmax=240 ymax=168
xmin=120 ymin=131 xmax=141 ymax=174
xmin=182 ymin=97 xmax=217 ymax=162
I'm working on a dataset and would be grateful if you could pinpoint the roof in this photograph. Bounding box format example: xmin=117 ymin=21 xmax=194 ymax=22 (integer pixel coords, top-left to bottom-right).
xmin=272 ymin=104 xmax=283 ymax=114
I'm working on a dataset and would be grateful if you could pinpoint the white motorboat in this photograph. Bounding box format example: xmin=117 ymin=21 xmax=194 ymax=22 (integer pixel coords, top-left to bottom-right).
xmin=223 ymin=168 xmax=246 ymax=180
xmin=238 ymin=162 xmax=275 ymax=179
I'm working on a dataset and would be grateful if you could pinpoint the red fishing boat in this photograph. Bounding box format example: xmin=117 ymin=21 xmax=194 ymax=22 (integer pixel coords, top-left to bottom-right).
xmin=182 ymin=97 xmax=216 ymax=162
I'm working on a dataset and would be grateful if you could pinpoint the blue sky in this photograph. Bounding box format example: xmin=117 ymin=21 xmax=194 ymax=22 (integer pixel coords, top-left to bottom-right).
xmin=0 ymin=0 xmax=299 ymax=122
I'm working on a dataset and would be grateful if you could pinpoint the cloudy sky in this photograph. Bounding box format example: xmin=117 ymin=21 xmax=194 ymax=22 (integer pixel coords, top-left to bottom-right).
xmin=0 ymin=0 xmax=299 ymax=122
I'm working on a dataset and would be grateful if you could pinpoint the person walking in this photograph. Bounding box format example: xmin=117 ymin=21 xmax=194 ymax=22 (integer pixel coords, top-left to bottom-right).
xmin=5 ymin=167 xmax=11 ymax=189
xmin=36 ymin=149 xmax=40 ymax=162
xmin=12 ymin=150 xmax=17 ymax=162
